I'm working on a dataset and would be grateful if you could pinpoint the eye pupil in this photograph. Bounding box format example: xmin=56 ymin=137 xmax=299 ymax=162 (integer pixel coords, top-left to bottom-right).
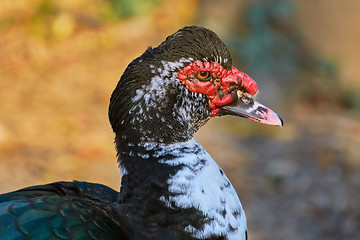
xmin=197 ymin=71 xmax=210 ymax=80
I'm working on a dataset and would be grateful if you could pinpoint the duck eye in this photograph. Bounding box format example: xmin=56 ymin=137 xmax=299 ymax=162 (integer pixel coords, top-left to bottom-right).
xmin=196 ymin=71 xmax=210 ymax=81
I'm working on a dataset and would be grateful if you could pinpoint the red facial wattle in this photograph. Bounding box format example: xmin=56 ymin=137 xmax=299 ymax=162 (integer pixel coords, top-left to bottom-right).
xmin=178 ymin=61 xmax=258 ymax=116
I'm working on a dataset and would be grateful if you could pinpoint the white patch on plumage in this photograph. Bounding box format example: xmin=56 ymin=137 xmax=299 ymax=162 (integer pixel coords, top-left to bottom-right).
xmin=129 ymin=58 xmax=195 ymax=142
xmin=158 ymin=139 xmax=247 ymax=240
xmin=131 ymin=57 xmax=193 ymax=107
xmin=120 ymin=166 xmax=128 ymax=175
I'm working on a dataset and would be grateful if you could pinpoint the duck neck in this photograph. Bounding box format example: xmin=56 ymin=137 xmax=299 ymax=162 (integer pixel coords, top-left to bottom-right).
xmin=116 ymin=138 xmax=246 ymax=240
xmin=117 ymin=138 xmax=202 ymax=203
xmin=116 ymin=139 xmax=213 ymax=238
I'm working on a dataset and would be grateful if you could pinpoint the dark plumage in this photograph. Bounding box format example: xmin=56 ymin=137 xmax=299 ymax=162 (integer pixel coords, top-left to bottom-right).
xmin=0 ymin=181 xmax=126 ymax=239
xmin=0 ymin=26 xmax=282 ymax=240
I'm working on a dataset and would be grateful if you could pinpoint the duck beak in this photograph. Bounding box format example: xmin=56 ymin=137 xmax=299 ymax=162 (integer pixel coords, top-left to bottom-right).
xmin=222 ymin=91 xmax=283 ymax=126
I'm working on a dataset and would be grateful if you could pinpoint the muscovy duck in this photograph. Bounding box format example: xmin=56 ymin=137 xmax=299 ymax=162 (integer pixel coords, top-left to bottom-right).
xmin=0 ymin=26 xmax=282 ymax=240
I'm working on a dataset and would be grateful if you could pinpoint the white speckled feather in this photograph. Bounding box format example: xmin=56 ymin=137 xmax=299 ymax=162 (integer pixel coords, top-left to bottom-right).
xmin=159 ymin=139 xmax=247 ymax=240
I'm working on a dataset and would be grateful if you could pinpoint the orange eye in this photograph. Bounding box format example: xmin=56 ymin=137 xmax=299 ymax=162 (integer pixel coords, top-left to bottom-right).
xmin=196 ymin=71 xmax=210 ymax=81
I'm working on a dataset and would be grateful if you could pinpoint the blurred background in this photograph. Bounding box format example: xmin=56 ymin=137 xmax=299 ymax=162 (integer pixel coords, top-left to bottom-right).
xmin=0 ymin=0 xmax=360 ymax=239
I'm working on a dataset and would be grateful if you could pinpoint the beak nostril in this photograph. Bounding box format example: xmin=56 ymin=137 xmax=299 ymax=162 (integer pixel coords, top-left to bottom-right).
xmin=241 ymin=96 xmax=251 ymax=105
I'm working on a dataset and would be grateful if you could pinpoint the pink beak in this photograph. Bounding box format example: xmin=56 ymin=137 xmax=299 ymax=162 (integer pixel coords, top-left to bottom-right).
xmin=222 ymin=93 xmax=283 ymax=127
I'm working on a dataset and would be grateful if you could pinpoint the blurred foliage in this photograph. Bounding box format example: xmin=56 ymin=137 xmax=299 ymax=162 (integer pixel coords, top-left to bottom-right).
xmin=0 ymin=0 xmax=163 ymax=40
xmin=29 ymin=0 xmax=61 ymax=39
xmin=227 ymin=0 xmax=354 ymax=110
xmin=228 ymin=0 xmax=298 ymax=76
xmin=344 ymin=89 xmax=360 ymax=111
xmin=105 ymin=0 xmax=162 ymax=20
